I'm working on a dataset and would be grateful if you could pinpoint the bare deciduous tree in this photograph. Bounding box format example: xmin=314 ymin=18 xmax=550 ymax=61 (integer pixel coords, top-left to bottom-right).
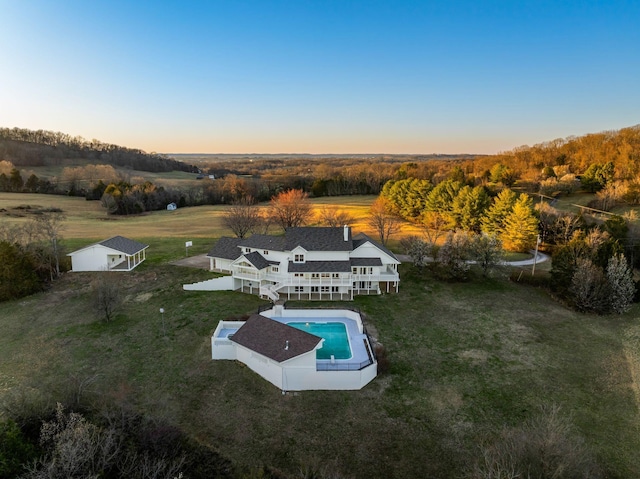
xmin=400 ymin=236 xmax=431 ymax=269
xmin=471 ymin=404 xmax=601 ymax=479
xmin=422 ymin=210 xmax=450 ymax=258
xmin=92 ymin=273 xmax=123 ymax=322
xmin=269 ymin=189 xmax=312 ymax=231
xmin=471 ymin=233 xmax=504 ymax=277
xmin=366 ymin=196 xmax=401 ymax=246
xmin=221 ymin=196 xmax=262 ymax=238
xmin=569 ymin=257 xmax=610 ymax=313
xmin=606 ymin=253 xmax=636 ymax=314
xmin=436 ymin=231 xmax=473 ymax=281
xmin=30 ymin=211 xmax=66 ymax=279
xmin=317 ymin=206 xmax=354 ymax=227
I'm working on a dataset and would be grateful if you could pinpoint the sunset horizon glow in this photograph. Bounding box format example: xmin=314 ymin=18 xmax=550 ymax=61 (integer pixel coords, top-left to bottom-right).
xmin=1 ymin=1 xmax=638 ymax=156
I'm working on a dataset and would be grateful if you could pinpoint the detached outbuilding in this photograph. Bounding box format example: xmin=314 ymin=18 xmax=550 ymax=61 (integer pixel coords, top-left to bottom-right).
xmin=68 ymin=236 xmax=149 ymax=272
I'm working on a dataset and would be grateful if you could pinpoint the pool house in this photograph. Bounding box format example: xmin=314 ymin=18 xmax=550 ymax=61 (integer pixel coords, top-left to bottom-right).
xmin=211 ymin=306 xmax=377 ymax=391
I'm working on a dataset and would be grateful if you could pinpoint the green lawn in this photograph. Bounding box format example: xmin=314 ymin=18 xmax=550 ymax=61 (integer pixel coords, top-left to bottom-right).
xmin=2 ymin=191 xmax=640 ymax=477
xmin=1 ymin=256 xmax=639 ymax=477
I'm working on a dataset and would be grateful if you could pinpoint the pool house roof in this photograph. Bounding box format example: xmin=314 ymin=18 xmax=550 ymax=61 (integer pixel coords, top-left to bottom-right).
xmin=230 ymin=314 xmax=322 ymax=362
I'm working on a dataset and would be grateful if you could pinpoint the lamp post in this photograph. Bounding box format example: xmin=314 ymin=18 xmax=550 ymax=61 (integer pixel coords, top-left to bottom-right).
xmin=159 ymin=307 xmax=165 ymax=336
xmin=531 ymin=235 xmax=541 ymax=276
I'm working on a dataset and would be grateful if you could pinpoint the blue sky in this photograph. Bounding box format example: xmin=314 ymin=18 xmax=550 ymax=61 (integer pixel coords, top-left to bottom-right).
xmin=0 ymin=0 xmax=638 ymax=154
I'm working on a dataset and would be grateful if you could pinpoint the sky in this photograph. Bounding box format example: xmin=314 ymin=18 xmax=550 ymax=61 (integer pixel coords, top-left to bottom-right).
xmin=0 ymin=1 xmax=639 ymax=155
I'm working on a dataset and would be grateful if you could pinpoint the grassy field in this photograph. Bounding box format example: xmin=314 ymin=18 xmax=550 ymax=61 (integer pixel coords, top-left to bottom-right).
xmin=0 ymin=193 xmax=423 ymax=254
xmin=1 ymin=192 xmax=640 ymax=477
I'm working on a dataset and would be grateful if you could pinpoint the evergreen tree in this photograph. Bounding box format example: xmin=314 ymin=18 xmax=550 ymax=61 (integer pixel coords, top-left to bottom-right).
xmin=452 ymin=185 xmax=490 ymax=232
xmin=501 ymin=194 xmax=539 ymax=252
xmin=580 ymin=161 xmax=614 ymax=193
xmin=606 ymin=254 xmax=636 ymax=314
xmin=0 ymin=242 xmax=42 ymax=301
xmin=8 ymin=168 xmax=23 ymax=192
xmin=481 ymin=188 xmax=517 ymax=236
xmin=424 ymin=179 xmax=461 ymax=228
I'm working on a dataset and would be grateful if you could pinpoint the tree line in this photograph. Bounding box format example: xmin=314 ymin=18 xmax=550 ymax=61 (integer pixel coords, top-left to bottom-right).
xmin=381 ymin=178 xmax=539 ymax=251
xmin=0 ymin=211 xmax=67 ymax=301
xmin=0 ymin=127 xmax=198 ymax=172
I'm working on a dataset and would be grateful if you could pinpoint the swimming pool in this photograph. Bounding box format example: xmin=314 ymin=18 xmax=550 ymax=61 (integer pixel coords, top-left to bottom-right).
xmin=288 ymin=322 xmax=352 ymax=360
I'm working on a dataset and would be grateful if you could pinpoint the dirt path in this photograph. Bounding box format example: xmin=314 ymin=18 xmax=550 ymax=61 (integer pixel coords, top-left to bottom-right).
xmin=170 ymin=254 xmax=210 ymax=269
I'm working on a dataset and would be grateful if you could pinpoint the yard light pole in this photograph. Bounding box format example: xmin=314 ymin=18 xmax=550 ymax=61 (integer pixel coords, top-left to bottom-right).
xmin=531 ymin=235 xmax=541 ymax=276
xmin=160 ymin=307 xmax=166 ymax=336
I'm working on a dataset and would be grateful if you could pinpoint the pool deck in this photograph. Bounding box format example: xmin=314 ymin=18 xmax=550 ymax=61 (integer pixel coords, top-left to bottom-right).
xmin=270 ymin=316 xmax=372 ymax=368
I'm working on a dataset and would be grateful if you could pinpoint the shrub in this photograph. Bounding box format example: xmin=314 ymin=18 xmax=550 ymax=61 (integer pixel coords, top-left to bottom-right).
xmin=470 ymin=405 xmax=601 ymax=479
xmin=0 ymin=419 xmax=38 ymax=478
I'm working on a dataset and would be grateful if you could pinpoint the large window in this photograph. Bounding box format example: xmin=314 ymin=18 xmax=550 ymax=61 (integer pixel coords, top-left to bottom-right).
xmin=294 ymin=254 xmax=305 ymax=263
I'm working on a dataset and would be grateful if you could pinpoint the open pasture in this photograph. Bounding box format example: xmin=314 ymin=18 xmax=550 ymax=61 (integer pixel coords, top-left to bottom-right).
xmin=1 ymin=192 xmax=640 ymax=476
xmin=0 ymin=262 xmax=639 ymax=477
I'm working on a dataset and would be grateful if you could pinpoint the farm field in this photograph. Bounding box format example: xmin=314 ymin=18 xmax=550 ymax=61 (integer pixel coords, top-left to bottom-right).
xmin=0 ymin=193 xmax=425 ymax=251
xmin=0 ymin=192 xmax=639 ymax=477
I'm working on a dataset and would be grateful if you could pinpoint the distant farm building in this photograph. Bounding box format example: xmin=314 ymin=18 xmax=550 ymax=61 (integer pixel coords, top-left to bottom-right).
xmin=68 ymin=236 xmax=149 ymax=272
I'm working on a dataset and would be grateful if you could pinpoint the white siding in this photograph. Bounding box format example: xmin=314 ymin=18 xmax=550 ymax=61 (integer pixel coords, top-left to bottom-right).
xmin=69 ymin=245 xmax=112 ymax=271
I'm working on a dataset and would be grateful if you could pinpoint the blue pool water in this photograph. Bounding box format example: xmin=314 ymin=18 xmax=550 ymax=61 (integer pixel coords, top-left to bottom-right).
xmin=288 ymin=322 xmax=351 ymax=360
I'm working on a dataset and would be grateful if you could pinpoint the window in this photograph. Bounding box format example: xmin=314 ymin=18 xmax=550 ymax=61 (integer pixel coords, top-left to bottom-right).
xmin=294 ymin=286 xmax=304 ymax=292
xmin=244 ymin=248 xmax=250 ymax=253
xmin=271 ymin=266 xmax=279 ymax=273
xmin=263 ymin=250 xmax=269 ymax=255
xmin=311 ymin=273 xmax=320 ymax=279
xmin=352 ymin=267 xmax=358 ymax=274
xmin=294 ymin=254 xmax=305 ymax=263
xmin=311 ymin=286 xmax=319 ymax=293
xmin=321 ymin=273 xmax=330 ymax=278
xmin=331 ymin=286 xmax=339 ymax=292
xmin=321 ymin=286 xmax=329 ymax=292
xmin=294 ymin=273 xmax=303 ymax=278
xmin=332 ymin=273 xmax=340 ymax=278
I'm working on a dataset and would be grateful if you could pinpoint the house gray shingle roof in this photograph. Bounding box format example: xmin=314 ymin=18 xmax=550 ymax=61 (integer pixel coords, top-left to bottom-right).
xmin=98 ymin=236 xmax=148 ymax=255
xmin=238 ymin=234 xmax=286 ymax=251
xmin=285 ymin=227 xmax=352 ymax=252
xmin=207 ymin=237 xmax=243 ymax=260
xmin=243 ymin=251 xmax=276 ymax=270
xmin=352 ymin=232 xmax=399 ymax=261
xmin=209 ymin=228 xmax=399 ymax=265
xmin=288 ymin=260 xmax=352 ymax=273
xmin=230 ymin=314 xmax=322 ymax=362
xmin=350 ymin=257 xmax=383 ymax=267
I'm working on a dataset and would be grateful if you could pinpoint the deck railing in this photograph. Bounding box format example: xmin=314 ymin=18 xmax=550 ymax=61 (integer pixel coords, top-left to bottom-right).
xmin=316 ymin=358 xmax=373 ymax=371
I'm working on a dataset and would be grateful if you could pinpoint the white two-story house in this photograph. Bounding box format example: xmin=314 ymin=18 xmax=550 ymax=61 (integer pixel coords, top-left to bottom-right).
xmin=206 ymin=226 xmax=400 ymax=301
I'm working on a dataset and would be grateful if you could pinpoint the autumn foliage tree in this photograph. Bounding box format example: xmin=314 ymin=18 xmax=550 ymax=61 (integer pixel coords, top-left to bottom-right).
xmin=501 ymin=194 xmax=539 ymax=252
xmin=269 ymin=189 xmax=313 ymax=231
